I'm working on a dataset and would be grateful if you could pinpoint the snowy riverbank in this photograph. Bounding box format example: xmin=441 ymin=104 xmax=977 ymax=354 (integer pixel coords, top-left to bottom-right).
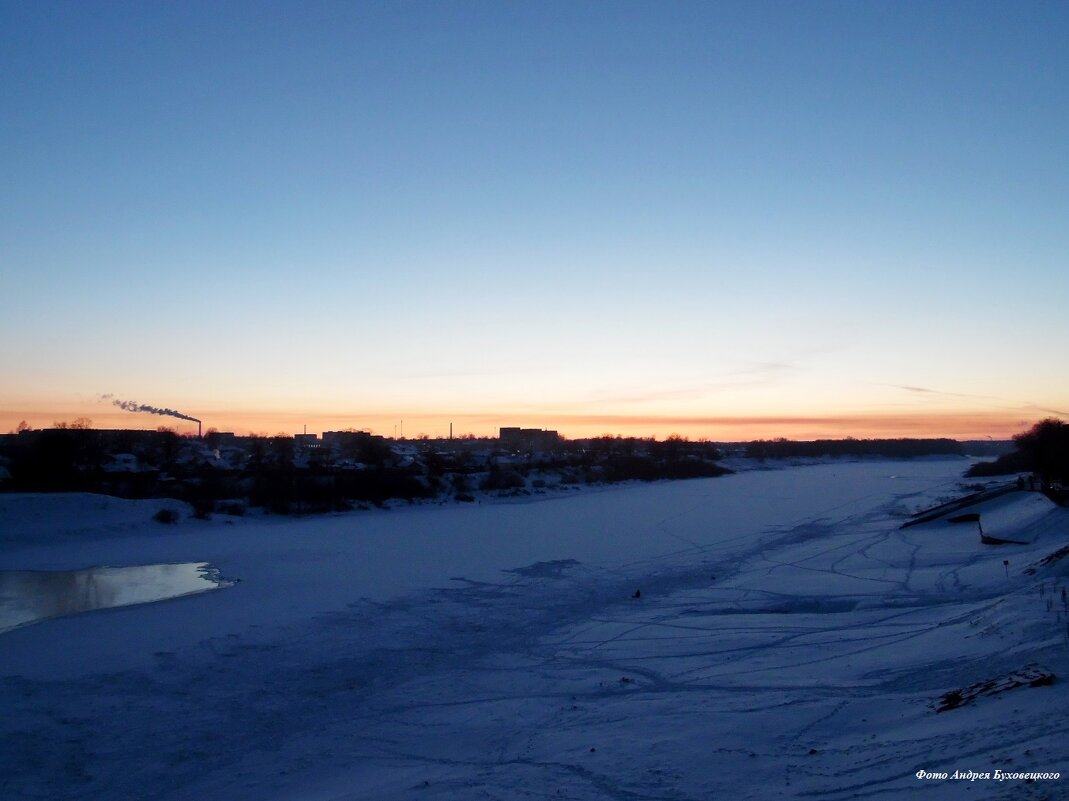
xmin=3 ymin=460 xmax=1068 ymax=800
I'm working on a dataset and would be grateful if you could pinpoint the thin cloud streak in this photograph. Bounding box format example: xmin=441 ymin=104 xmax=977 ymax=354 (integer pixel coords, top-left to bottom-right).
xmin=527 ymin=411 xmax=1028 ymax=429
xmin=581 ymin=362 xmax=805 ymax=407
xmin=888 ymin=384 xmax=1069 ymax=417
xmin=449 ymin=411 xmax=1036 ymax=439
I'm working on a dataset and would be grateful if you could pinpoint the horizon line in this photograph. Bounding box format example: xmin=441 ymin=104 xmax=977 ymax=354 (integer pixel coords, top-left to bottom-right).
xmin=4 ymin=405 xmax=1061 ymax=442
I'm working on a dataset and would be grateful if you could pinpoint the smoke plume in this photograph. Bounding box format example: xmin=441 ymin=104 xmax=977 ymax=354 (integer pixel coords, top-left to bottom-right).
xmin=100 ymin=394 xmax=201 ymax=423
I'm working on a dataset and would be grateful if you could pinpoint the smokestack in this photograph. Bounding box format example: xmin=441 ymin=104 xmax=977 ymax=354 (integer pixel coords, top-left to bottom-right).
xmin=199 ymin=420 xmax=202 ymax=439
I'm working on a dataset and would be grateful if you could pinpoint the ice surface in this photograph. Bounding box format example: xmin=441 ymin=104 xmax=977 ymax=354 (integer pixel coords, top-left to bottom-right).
xmin=2 ymin=460 xmax=1067 ymax=800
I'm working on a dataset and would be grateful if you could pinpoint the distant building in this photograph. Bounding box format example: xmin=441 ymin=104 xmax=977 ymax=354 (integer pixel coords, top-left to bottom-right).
xmin=293 ymin=433 xmax=321 ymax=450
xmin=322 ymin=430 xmax=390 ymax=464
xmin=102 ymin=453 xmax=142 ymax=473
xmin=499 ymin=427 xmax=522 ymax=445
xmin=322 ymin=430 xmax=377 ymax=448
xmin=22 ymin=429 xmax=182 ymax=450
xmin=499 ymin=427 xmax=561 ymax=451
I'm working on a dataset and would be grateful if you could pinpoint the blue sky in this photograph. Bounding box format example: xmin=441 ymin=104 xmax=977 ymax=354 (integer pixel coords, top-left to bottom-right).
xmin=2 ymin=1 xmax=1067 ymax=438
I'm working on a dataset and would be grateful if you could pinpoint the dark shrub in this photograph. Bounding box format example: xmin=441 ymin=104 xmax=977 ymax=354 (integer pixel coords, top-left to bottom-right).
xmin=481 ymin=465 xmax=525 ymax=491
xmin=966 ymin=451 xmax=1030 ymax=477
xmin=191 ymin=497 xmax=214 ymax=519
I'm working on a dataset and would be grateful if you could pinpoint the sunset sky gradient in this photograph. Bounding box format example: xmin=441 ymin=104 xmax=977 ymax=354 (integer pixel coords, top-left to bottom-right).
xmin=2 ymin=1 xmax=1067 ymax=440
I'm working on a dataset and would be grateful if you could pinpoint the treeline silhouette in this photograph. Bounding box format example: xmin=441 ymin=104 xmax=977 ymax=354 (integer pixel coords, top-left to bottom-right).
xmin=967 ymin=419 xmax=1069 ymax=496
xmin=744 ymin=438 xmax=964 ymax=460
xmin=0 ymin=429 xmax=731 ymax=516
xmin=544 ymin=435 xmax=729 ymax=484
xmin=8 ymin=428 xmax=1033 ymax=516
xmin=1 ymin=428 xmax=435 ymax=514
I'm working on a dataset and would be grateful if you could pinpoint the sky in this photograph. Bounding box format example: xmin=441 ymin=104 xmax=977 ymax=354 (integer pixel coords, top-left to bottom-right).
xmin=2 ymin=0 xmax=1067 ymax=440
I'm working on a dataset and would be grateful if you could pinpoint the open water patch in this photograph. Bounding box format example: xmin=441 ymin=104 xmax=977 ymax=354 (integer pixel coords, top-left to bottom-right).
xmin=0 ymin=562 xmax=234 ymax=634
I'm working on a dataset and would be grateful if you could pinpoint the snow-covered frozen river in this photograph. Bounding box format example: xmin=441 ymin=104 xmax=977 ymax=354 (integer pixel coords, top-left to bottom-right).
xmin=2 ymin=459 xmax=1068 ymax=800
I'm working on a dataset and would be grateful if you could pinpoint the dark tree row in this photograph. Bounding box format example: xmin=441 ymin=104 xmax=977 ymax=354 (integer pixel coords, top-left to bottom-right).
xmin=0 ymin=428 xmax=734 ymax=515
xmin=745 ymin=438 xmax=964 ymax=460
xmin=967 ymin=419 xmax=1069 ymax=490
xmin=0 ymin=428 xmax=435 ymax=514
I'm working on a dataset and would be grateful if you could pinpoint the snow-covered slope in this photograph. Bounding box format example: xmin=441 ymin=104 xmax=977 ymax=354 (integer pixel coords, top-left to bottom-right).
xmin=2 ymin=460 xmax=1067 ymax=800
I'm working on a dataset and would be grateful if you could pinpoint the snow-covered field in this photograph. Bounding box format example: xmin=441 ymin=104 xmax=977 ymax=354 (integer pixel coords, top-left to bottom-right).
xmin=2 ymin=460 xmax=1068 ymax=800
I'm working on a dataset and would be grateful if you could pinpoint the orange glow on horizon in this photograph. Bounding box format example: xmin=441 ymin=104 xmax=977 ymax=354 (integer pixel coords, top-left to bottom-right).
xmin=1 ymin=405 xmax=1051 ymax=442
